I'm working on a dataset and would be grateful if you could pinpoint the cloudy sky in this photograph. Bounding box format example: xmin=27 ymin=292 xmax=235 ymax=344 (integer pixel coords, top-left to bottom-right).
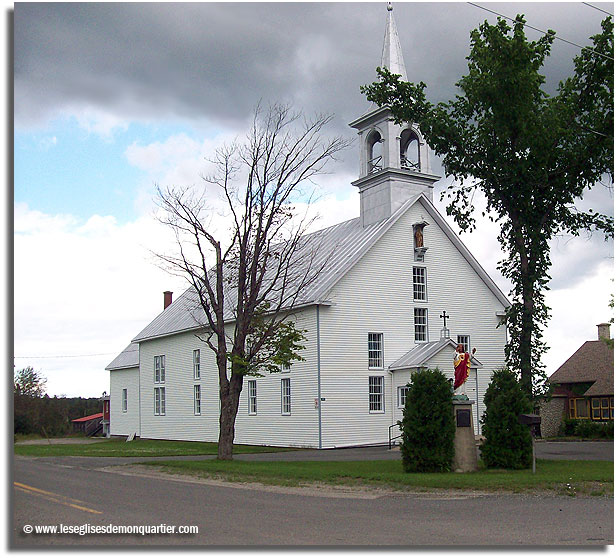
xmin=14 ymin=2 xmax=614 ymax=397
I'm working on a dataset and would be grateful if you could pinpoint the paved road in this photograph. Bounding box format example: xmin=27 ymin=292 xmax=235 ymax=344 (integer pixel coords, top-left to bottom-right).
xmin=533 ymin=441 xmax=613 ymax=461
xmin=12 ymin=455 xmax=613 ymax=546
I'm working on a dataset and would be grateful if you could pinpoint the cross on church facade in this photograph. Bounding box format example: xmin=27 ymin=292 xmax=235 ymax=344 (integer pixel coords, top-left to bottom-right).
xmin=440 ymin=311 xmax=450 ymax=329
xmin=439 ymin=311 xmax=451 ymax=340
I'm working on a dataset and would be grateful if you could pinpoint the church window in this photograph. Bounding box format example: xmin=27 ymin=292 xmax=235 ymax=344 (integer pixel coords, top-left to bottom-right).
xmin=367 ymin=130 xmax=383 ymax=173
xmin=194 ymin=385 xmax=201 ymax=415
xmin=122 ymin=388 xmax=127 ymax=413
xmin=414 ymin=308 xmax=428 ymax=342
xmin=457 ymin=335 xmax=471 ymax=353
xmin=413 ymin=267 xmax=427 ymax=301
xmin=398 ymin=386 xmax=409 ymax=408
xmin=154 ymin=355 xmax=165 ymax=383
xmin=369 ymin=376 xmax=384 ymax=412
xmin=400 ymin=129 xmax=420 ymax=170
xmin=248 ymin=380 xmax=257 ymax=415
xmin=154 ymin=387 xmax=166 ymax=416
xmin=193 ymin=349 xmax=200 ymax=380
xmin=368 ymin=333 xmax=384 ymax=368
xmin=281 ymin=378 xmax=291 ymax=415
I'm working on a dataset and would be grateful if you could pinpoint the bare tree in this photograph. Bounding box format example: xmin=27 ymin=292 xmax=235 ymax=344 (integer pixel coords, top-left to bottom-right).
xmin=156 ymin=104 xmax=350 ymax=459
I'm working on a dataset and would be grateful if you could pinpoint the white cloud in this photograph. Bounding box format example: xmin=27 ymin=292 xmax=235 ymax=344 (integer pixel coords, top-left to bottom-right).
xmin=38 ymin=135 xmax=57 ymax=150
xmin=73 ymin=107 xmax=129 ymax=139
xmin=14 ymin=203 xmax=187 ymax=397
xmin=544 ymin=262 xmax=613 ymax=374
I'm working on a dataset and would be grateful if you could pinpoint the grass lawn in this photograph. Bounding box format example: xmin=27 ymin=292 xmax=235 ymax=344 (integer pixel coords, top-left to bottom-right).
xmin=13 ymin=439 xmax=295 ymax=458
xmin=143 ymin=458 xmax=614 ymax=496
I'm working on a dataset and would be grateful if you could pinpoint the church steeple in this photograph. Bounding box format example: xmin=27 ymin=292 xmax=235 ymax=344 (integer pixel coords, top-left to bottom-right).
xmin=381 ymin=3 xmax=407 ymax=81
xmin=349 ymin=3 xmax=440 ymax=227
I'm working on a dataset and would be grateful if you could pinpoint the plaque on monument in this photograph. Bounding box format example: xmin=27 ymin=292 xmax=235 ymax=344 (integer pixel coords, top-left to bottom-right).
xmin=456 ymin=408 xmax=471 ymax=428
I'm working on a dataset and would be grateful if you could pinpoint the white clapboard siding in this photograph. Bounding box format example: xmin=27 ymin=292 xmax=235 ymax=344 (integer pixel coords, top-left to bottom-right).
xmin=138 ymin=309 xmax=321 ymax=447
xmin=233 ymin=307 xmax=320 ymax=448
xmin=131 ymin=197 xmax=505 ymax=447
xmin=109 ymin=367 xmax=140 ymax=437
xmin=318 ymin=199 xmax=506 ymax=446
xmin=139 ymin=330 xmax=220 ymax=442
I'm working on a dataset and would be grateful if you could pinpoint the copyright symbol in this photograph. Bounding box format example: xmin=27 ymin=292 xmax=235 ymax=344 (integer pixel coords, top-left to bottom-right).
xmin=23 ymin=525 xmax=33 ymax=534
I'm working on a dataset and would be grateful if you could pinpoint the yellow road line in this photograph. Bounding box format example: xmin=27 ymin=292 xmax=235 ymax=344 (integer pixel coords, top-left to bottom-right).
xmin=14 ymin=482 xmax=102 ymax=515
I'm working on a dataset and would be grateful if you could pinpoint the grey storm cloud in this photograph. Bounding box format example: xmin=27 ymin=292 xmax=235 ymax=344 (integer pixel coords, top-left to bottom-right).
xmin=13 ymin=1 xmax=614 ymax=223
xmin=15 ymin=2 xmax=611 ymax=134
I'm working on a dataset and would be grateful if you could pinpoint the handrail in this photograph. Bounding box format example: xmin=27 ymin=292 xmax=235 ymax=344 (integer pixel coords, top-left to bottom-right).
xmin=368 ymin=155 xmax=383 ymax=173
xmin=400 ymin=156 xmax=420 ymax=171
xmin=388 ymin=423 xmax=402 ymax=450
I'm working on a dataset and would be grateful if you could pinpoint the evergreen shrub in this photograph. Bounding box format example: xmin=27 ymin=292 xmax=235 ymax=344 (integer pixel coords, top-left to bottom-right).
xmin=481 ymin=368 xmax=533 ymax=469
xmin=399 ymin=367 xmax=455 ymax=473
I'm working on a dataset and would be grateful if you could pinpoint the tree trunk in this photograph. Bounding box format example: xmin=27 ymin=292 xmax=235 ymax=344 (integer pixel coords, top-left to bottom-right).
xmin=217 ymin=372 xmax=243 ymax=460
xmin=519 ymin=296 xmax=534 ymax=396
xmin=519 ymin=263 xmax=535 ymax=397
xmin=512 ymin=221 xmax=534 ymax=397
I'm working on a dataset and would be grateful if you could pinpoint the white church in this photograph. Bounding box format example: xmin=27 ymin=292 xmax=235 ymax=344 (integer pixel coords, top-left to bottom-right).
xmin=106 ymin=6 xmax=509 ymax=448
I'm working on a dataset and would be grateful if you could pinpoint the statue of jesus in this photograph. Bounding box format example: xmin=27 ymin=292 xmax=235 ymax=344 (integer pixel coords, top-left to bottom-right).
xmin=454 ymin=344 xmax=476 ymax=396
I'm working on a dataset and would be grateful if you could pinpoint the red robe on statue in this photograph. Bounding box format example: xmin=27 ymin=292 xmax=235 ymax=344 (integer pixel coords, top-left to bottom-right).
xmin=454 ymin=351 xmax=471 ymax=389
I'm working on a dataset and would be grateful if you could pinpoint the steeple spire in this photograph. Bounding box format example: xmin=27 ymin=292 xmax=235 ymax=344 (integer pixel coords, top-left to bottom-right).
xmin=381 ymin=3 xmax=407 ymax=81
xmin=349 ymin=2 xmax=440 ymax=227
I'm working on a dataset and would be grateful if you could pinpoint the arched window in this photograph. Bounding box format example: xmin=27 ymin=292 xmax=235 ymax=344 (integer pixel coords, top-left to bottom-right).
xmin=400 ymin=129 xmax=420 ymax=170
xmin=367 ymin=130 xmax=383 ymax=174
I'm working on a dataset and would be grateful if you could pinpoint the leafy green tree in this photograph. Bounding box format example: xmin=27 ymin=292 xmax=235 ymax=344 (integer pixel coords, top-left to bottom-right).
xmin=363 ymin=16 xmax=614 ymax=396
xmin=481 ymin=369 xmax=533 ymax=469
xmin=14 ymin=366 xmax=47 ymax=397
xmin=399 ymin=368 xmax=455 ymax=473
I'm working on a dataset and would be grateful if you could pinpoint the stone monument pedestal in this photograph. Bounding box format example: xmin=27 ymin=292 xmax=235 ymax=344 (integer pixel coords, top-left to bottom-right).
xmin=452 ymin=399 xmax=478 ymax=472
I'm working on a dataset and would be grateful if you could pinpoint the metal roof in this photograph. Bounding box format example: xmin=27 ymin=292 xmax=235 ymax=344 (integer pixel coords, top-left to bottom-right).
xmin=381 ymin=3 xmax=407 ymax=81
xmin=130 ymin=194 xmax=509 ymax=344
xmin=105 ymin=343 xmax=139 ymax=371
xmin=71 ymin=412 xmax=103 ymax=423
xmin=132 ymin=196 xmax=422 ymax=343
xmin=389 ymin=338 xmax=483 ymax=371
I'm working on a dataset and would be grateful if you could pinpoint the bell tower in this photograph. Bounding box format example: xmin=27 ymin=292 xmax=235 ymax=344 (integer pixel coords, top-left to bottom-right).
xmin=350 ymin=3 xmax=440 ymax=227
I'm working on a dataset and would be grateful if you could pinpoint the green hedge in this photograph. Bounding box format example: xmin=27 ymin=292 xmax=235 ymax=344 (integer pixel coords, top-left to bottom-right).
xmin=559 ymin=418 xmax=614 ymax=439
xmin=399 ymin=368 xmax=455 ymax=473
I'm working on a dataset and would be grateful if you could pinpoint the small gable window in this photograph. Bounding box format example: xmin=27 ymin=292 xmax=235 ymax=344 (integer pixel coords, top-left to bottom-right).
xmin=457 ymin=335 xmax=471 ymax=353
